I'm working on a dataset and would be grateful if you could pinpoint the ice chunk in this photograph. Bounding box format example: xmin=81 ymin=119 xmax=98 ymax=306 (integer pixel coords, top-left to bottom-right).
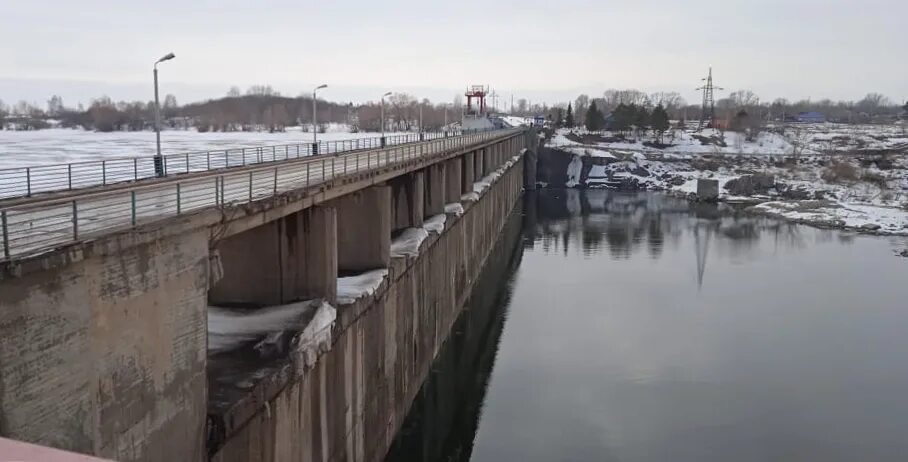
xmin=337 ymin=269 xmax=388 ymax=304
xmin=391 ymin=228 xmax=429 ymax=258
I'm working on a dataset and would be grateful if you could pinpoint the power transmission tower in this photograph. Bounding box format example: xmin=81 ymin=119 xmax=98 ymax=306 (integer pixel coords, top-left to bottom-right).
xmin=696 ymin=67 xmax=723 ymax=130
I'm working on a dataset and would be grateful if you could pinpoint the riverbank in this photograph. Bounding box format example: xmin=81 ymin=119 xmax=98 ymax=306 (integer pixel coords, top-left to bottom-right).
xmin=540 ymin=127 xmax=908 ymax=239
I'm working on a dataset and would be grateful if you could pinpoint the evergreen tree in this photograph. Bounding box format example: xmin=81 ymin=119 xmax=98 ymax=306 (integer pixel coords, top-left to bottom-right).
xmin=632 ymin=104 xmax=650 ymax=140
xmin=613 ymin=103 xmax=632 ymax=135
xmin=585 ymin=101 xmax=604 ymax=131
xmin=565 ymin=103 xmax=574 ymax=128
xmin=555 ymin=108 xmax=564 ymax=128
xmin=903 ymin=101 xmax=908 ymax=113
xmin=651 ymin=103 xmax=670 ymax=143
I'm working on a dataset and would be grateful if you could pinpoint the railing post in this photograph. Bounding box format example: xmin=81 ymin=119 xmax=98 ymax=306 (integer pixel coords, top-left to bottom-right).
xmin=68 ymin=164 xmax=73 ymax=190
xmin=242 ymin=148 xmax=246 ymax=166
xmin=26 ymin=167 xmax=31 ymax=196
xmin=214 ymin=177 xmax=220 ymax=206
xmin=71 ymin=200 xmax=78 ymax=240
xmin=273 ymin=167 xmax=278 ymax=194
xmin=176 ymin=183 xmax=182 ymax=214
xmin=1 ymin=210 xmax=9 ymax=259
xmin=186 ymin=153 xmax=190 ymax=173
xmin=131 ymin=191 xmax=137 ymax=225
xmin=306 ymin=162 xmax=311 ymax=186
xmin=133 ymin=158 xmax=138 ymax=181
xmin=248 ymin=172 xmax=253 ymax=202
xmin=207 ymin=152 xmax=211 ymax=170
xmin=102 ymin=161 xmax=107 ymax=185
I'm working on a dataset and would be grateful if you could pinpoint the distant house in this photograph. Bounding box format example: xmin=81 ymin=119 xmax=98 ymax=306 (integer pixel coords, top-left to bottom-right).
xmin=796 ymin=111 xmax=826 ymax=123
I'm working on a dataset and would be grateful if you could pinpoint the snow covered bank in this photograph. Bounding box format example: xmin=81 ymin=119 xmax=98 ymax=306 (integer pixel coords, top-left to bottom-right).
xmin=391 ymin=227 xmax=429 ymax=257
xmin=337 ymin=269 xmax=388 ymax=304
xmin=445 ymin=202 xmax=464 ymax=216
xmin=424 ymin=213 xmax=446 ymax=234
xmin=208 ymin=299 xmax=333 ymax=355
xmin=750 ymin=201 xmax=908 ymax=235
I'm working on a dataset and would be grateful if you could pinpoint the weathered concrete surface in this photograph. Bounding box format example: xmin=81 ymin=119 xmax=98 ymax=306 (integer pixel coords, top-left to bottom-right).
xmin=390 ymin=172 xmax=425 ymax=231
xmin=334 ymin=186 xmax=391 ymax=272
xmin=0 ymin=229 xmax=209 ymax=462
xmin=423 ymin=163 xmax=446 ymax=217
xmin=523 ymin=148 xmax=538 ymax=190
xmin=462 ymin=152 xmax=475 ymax=194
xmin=209 ymin=206 xmax=338 ymax=305
xmin=444 ymin=158 xmax=463 ymax=202
xmin=0 ymin=132 xmax=529 ymax=462
xmin=697 ymin=178 xmax=720 ymax=202
xmin=385 ymin=196 xmax=524 ymax=461
xmin=209 ymin=153 xmax=526 ymax=462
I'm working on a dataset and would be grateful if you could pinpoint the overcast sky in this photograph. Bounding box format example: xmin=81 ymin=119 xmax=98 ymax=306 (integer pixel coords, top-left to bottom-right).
xmin=2 ymin=0 xmax=905 ymax=107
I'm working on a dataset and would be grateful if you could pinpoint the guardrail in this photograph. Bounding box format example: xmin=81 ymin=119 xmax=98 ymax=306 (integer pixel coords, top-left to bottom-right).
xmin=0 ymin=128 xmax=522 ymax=262
xmin=0 ymin=130 xmax=458 ymax=200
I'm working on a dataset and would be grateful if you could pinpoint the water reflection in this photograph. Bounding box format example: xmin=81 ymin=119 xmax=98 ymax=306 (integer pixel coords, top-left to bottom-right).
xmin=524 ymin=190 xmax=814 ymax=287
xmin=389 ymin=190 xmax=908 ymax=462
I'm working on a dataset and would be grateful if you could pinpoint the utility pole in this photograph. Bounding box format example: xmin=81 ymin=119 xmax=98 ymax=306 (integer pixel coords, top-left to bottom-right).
xmin=153 ymin=52 xmax=175 ymax=177
xmin=312 ymin=84 xmax=327 ymax=146
xmin=695 ymin=66 xmax=723 ymax=131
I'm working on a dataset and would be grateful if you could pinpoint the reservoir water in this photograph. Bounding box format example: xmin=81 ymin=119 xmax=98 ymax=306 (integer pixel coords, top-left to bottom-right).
xmin=387 ymin=189 xmax=908 ymax=462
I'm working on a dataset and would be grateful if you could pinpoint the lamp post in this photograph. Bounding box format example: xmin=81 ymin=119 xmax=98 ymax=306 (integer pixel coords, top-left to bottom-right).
xmin=153 ymin=52 xmax=175 ymax=177
xmin=380 ymin=91 xmax=392 ymax=147
xmin=312 ymin=84 xmax=327 ymax=147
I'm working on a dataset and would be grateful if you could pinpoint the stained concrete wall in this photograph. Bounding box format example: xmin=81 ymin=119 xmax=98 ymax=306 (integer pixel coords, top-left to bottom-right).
xmin=462 ymin=152 xmax=475 ymax=195
xmin=209 ymin=153 xmax=526 ymax=462
xmin=390 ymin=172 xmax=425 ymax=231
xmin=209 ymin=206 xmax=338 ymax=306
xmin=334 ymin=186 xmax=391 ymax=272
xmin=0 ymin=230 xmax=209 ymax=462
xmin=423 ymin=163 xmax=445 ymax=217
xmin=444 ymin=159 xmax=462 ymax=203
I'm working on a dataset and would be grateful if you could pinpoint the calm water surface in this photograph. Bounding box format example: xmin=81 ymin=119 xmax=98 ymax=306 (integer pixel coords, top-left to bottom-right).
xmin=388 ymin=190 xmax=908 ymax=462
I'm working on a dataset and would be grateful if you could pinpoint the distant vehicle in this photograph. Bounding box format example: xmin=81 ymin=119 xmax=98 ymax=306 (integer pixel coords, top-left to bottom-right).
xmin=532 ymin=116 xmax=545 ymax=127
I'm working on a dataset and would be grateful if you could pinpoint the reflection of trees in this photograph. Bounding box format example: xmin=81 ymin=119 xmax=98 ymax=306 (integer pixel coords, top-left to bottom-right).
xmin=529 ymin=190 xmax=683 ymax=259
xmin=526 ymin=190 xmax=814 ymax=262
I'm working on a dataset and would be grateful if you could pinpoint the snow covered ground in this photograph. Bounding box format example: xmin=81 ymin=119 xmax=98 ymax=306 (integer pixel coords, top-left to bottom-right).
xmin=551 ymin=122 xmax=908 ymax=156
xmin=546 ymin=125 xmax=908 ymax=236
xmin=0 ymin=124 xmax=410 ymax=169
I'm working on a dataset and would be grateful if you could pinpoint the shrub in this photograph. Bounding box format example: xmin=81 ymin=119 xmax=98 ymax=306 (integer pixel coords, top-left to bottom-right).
xmin=820 ymin=161 xmax=859 ymax=184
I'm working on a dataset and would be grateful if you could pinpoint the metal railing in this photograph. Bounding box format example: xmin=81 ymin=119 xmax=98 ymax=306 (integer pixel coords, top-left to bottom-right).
xmin=0 ymin=128 xmax=522 ymax=262
xmin=0 ymin=130 xmax=458 ymax=200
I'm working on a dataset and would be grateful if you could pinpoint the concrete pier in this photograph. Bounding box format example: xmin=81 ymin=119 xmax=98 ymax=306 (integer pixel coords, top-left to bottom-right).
xmin=462 ymin=152 xmax=475 ymax=194
xmin=391 ymin=172 xmax=425 ymax=230
xmin=445 ymin=158 xmax=463 ymax=202
xmin=334 ymin=186 xmax=391 ymax=272
xmin=0 ymin=230 xmax=209 ymax=461
xmin=424 ymin=163 xmax=446 ymax=217
xmin=209 ymin=206 xmax=338 ymax=305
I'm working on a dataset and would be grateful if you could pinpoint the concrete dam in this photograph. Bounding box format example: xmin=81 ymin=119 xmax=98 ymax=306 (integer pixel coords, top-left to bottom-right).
xmin=0 ymin=128 xmax=537 ymax=461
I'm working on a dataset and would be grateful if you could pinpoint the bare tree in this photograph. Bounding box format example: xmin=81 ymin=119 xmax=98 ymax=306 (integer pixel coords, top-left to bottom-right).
xmin=574 ymin=94 xmax=589 ymax=125
xmin=857 ymin=93 xmax=891 ymax=117
xmin=46 ymin=95 xmax=64 ymax=117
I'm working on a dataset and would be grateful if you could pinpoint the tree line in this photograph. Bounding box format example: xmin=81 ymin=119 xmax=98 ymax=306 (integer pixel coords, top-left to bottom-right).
xmin=539 ymin=89 xmax=907 ymax=129
xmin=0 ymin=86 xmax=466 ymax=133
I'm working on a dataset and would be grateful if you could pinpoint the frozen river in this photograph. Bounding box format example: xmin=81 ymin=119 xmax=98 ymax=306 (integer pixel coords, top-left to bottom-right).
xmin=0 ymin=127 xmax=409 ymax=169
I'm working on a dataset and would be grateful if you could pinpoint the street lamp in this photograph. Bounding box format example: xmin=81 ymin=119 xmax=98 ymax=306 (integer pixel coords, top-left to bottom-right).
xmin=380 ymin=91 xmax=392 ymax=140
xmin=153 ymin=52 xmax=175 ymax=177
xmin=312 ymin=84 xmax=327 ymax=145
